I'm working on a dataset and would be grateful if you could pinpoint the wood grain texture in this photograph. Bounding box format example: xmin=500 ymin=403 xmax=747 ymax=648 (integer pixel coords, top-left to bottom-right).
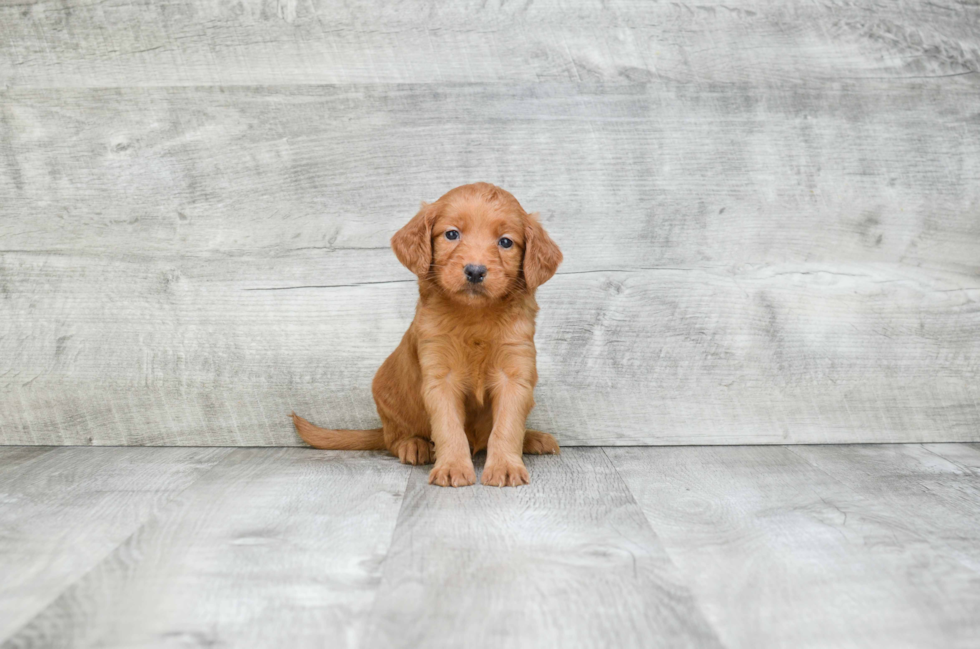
xmin=1 ymin=80 xmax=978 ymax=445
xmin=363 ymin=448 xmax=722 ymax=649
xmin=924 ymin=442 xmax=980 ymax=474
xmin=4 ymin=445 xmax=980 ymax=647
xmin=0 ymin=446 xmax=54 ymax=474
xmin=0 ymin=446 xmax=230 ymax=641
xmin=607 ymin=445 xmax=980 ymax=649
xmin=1 ymin=448 xmax=411 ymax=649
xmin=790 ymin=443 xmax=980 ymax=572
xmin=1 ymin=0 xmax=978 ymax=88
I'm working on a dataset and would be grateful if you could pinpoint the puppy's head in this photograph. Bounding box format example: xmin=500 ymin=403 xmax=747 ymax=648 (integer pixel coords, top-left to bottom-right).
xmin=391 ymin=183 xmax=562 ymax=303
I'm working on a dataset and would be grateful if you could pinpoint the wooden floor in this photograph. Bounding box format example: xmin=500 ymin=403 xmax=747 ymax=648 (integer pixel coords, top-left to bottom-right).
xmin=1 ymin=444 xmax=979 ymax=648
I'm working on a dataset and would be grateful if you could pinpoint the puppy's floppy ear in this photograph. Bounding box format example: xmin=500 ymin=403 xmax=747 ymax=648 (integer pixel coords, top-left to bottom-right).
xmin=522 ymin=212 xmax=563 ymax=290
xmin=391 ymin=201 xmax=436 ymax=276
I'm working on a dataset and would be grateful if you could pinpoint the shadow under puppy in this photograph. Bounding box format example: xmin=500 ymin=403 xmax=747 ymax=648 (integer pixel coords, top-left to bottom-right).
xmin=291 ymin=182 xmax=562 ymax=487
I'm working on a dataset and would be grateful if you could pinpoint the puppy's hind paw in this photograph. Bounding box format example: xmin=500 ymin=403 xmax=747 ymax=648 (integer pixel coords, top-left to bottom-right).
xmin=523 ymin=430 xmax=560 ymax=455
xmin=392 ymin=437 xmax=435 ymax=465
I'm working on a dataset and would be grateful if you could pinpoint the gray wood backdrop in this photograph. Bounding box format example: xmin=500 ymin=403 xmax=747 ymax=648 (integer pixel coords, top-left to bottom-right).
xmin=1 ymin=0 xmax=979 ymax=446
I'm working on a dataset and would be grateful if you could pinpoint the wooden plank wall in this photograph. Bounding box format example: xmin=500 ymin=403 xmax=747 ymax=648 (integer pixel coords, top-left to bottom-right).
xmin=1 ymin=0 xmax=978 ymax=446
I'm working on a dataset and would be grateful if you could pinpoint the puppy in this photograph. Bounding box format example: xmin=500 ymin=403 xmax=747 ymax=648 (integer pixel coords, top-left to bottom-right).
xmin=291 ymin=182 xmax=562 ymax=487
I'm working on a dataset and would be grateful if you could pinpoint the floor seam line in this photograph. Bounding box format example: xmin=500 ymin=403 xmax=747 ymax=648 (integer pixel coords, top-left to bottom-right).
xmin=356 ymin=463 xmax=416 ymax=649
xmin=598 ymin=447 xmax=731 ymax=649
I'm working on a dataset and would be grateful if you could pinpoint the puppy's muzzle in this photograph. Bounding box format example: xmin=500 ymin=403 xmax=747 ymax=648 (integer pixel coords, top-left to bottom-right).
xmin=464 ymin=264 xmax=487 ymax=284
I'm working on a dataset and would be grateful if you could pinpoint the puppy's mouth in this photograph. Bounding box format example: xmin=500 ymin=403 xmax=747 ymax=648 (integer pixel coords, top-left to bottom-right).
xmin=458 ymin=283 xmax=491 ymax=299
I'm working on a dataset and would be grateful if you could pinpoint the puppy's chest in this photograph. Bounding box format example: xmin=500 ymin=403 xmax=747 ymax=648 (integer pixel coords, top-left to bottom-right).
xmin=417 ymin=309 xmax=531 ymax=390
xmin=456 ymin=336 xmax=497 ymax=405
xmin=457 ymin=335 xmax=495 ymax=378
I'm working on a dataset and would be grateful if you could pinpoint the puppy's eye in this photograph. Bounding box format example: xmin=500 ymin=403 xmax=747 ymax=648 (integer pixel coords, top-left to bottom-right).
xmin=445 ymin=230 xmax=460 ymax=241
xmin=498 ymin=237 xmax=513 ymax=249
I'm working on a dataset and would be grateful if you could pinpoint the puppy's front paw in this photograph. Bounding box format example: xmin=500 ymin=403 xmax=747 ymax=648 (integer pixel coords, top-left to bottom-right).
xmin=481 ymin=457 xmax=530 ymax=487
xmin=428 ymin=460 xmax=476 ymax=487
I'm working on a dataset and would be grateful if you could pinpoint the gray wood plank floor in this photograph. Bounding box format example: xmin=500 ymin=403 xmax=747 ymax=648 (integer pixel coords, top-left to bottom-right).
xmin=608 ymin=444 xmax=980 ymax=649
xmin=0 ymin=447 xmax=231 ymax=641
xmin=2 ymin=444 xmax=979 ymax=648
xmin=1 ymin=448 xmax=409 ymax=649
xmin=365 ymin=450 xmax=721 ymax=649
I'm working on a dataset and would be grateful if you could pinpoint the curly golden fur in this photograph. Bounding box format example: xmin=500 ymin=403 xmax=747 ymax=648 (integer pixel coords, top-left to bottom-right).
xmin=291 ymin=182 xmax=562 ymax=487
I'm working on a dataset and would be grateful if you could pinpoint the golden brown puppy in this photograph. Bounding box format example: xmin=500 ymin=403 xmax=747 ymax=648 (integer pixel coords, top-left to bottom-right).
xmin=291 ymin=182 xmax=562 ymax=487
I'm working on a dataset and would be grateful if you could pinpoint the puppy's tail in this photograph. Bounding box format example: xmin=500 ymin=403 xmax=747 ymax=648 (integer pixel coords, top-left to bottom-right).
xmin=290 ymin=412 xmax=386 ymax=451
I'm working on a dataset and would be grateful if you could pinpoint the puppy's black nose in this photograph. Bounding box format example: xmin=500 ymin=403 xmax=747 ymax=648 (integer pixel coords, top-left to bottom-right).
xmin=464 ymin=264 xmax=487 ymax=284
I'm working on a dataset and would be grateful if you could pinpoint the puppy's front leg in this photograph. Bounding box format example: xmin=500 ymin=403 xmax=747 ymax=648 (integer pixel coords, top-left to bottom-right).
xmin=422 ymin=377 xmax=476 ymax=487
xmin=483 ymin=373 xmax=534 ymax=487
